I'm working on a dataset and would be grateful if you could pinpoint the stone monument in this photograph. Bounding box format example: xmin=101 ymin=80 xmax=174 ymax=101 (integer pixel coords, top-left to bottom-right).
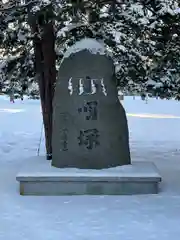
xmin=52 ymin=38 xmax=131 ymax=169
xmin=16 ymin=38 xmax=161 ymax=195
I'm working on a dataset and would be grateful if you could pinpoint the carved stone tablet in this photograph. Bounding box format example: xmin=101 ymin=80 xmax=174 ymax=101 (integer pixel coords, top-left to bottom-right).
xmin=52 ymin=38 xmax=131 ymax=169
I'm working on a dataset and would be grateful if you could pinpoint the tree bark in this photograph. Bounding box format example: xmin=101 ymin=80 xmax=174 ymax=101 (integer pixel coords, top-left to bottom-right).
xmin=27 ymin=3 xmax=56 ymax=160
xmin=41 ymin=22 xmax=56 ymax=159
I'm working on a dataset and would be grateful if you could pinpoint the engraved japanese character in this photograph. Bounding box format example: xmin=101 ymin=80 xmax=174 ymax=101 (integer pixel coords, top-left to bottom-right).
xmin=78 ymin=101 xmax=98 ymax=120
xmin=78 ymin=129 xmax=100 ymax=150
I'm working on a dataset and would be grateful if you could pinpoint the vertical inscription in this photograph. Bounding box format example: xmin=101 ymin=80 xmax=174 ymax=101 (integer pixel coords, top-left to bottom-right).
xmin=60 ymin=128 xmax=68 ymax=151
xmin=76 ymin=77 xmax=106 ymax=150
xmin=59 ymin=112 xmax=69 ymax=151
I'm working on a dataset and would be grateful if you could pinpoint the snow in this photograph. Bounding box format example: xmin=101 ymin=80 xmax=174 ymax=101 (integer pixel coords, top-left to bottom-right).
xmin=63 ymin=38 xmax=107 ymax=59
xmin=31 ymin=0 xmax=51 ymax=13
xmin=175 ymin=8 xmax=180 ymax=14
xmin=57 ymin=23 xmax=87 ymax=38
xmin=0 ymin=60 xmax=6 ymax=71
xmin=1 ymin=95 xmax=180 ymax=239
xmin=146 ymin=79 xmax=163 ymax=88
xmin=17 ymin=156 xmax=160 ymax=179
xmin=17 ymin=30 xmax=26 ymax=42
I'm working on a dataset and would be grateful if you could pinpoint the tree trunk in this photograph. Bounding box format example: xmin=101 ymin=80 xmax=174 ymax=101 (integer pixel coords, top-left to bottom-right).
xmin=41 ymin=22 xmax=56 ymax=159
xmin=27 ymin=4 xmax=56 ymax=160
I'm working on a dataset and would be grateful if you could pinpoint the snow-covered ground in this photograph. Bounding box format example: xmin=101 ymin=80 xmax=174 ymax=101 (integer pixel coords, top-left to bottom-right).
xmin=0 ymin=95 xmax=180 ymax=240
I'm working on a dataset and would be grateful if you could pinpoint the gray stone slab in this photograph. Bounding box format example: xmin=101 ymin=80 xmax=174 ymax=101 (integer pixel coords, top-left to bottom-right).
xmin=19 ymin=181 xmax=159 ymax=196
xmin=52 ymin=38 xmax=131 ymax=169
xmin=16 ymin=156 xmax=161 ymax=195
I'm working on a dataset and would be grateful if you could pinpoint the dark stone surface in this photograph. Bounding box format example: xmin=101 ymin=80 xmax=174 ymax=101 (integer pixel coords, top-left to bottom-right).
xmin=52 ymin=44 xmax=131 ymax=169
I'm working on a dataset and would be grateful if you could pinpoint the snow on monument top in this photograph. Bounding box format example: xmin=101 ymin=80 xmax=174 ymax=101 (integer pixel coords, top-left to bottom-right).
xmin=63 ymin=38 xmax=109 ymax=59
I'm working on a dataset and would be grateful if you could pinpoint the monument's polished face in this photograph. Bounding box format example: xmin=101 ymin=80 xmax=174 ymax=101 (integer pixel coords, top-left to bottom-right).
xmin=52 ymin=42 xmax=131 ymax=169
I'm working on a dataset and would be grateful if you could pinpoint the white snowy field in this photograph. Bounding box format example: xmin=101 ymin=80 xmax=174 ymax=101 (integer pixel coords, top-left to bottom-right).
xmin=0 ymin=95 xmax=180 ymax=240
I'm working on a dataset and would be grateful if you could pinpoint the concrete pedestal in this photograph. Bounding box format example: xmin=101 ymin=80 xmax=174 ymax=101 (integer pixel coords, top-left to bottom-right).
xmin=16 ymin=156 xmax=161 ymax=195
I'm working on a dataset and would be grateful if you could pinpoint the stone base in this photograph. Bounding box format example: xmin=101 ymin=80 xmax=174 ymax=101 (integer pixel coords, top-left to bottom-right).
xmin=16 ymin=156 xmax=161 ymax=195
